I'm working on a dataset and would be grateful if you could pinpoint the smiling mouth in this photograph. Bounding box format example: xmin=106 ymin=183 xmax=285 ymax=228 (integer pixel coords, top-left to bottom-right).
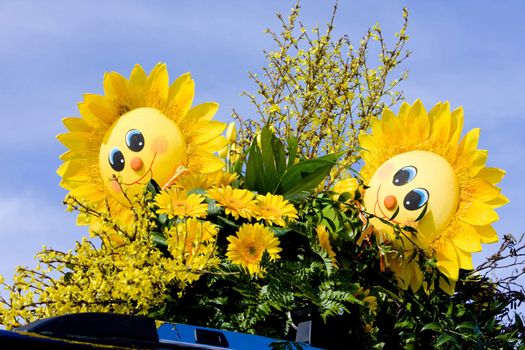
xmin=122 ymin=153 xmax=157 ymax=186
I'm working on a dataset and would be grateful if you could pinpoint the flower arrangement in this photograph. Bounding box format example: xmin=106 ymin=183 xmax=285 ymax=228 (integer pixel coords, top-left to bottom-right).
xmin=1 ymin=3 xmax=523 ymax=349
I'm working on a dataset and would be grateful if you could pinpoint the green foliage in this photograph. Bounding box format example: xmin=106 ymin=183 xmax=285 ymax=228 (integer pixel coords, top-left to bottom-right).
xmin=244 ymin=124 xmax=344 ymax=201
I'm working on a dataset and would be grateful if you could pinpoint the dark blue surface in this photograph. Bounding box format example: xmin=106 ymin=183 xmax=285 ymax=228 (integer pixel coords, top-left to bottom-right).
xmin=158 ymin=322 xmax=324 ymax=349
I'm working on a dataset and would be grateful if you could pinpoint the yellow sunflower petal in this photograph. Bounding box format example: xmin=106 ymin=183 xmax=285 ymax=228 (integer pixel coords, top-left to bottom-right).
xmin=475 ymin=225 xmax=499 ymax=244
xmin=456 ymin=247 xmax=474 ymax=270
xmin=477 ymin=167 xmax=506 ymax=184
xmin=463 ymin=178 xmax=501 ymax=203
xmin=460 ymin=201 xmax=499 ymax=226
xmin=103 ymin=71 xmax=129 ymax=102
xmin=436 ymin=243 xmax=459 ymax=281
xmin=62 ymin=117 xmax=92 ymax=132
xmin=486 ymin=194 xmax=509 ymax=208
xmin=145 ymin=63 xmax=169 ymax=109
xmin=452 ymin=221 xmax=482 ymax=252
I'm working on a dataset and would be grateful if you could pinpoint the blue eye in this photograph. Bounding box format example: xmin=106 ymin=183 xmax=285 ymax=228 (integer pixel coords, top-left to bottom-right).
xmin=108 ymin=147 xmax=125 ymax=172
xmin=403 ymin=188 xmax=429 ymax=211
xmin=126 ymin=129 xmax=144 ymax=152
xmin=393 ymin=166 xmax=417 ymax=186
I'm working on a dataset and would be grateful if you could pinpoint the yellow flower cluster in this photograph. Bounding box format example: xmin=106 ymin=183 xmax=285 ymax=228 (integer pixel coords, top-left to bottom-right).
xmin=152 ymin=183 xmax=297 ymax=275
xmin=208 ymin=186 xmax=298 ymax=227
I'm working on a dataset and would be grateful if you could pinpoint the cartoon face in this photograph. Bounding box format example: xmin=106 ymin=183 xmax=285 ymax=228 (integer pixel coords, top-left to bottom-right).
xmin=99 ymin=107 xmax=187 ymax=205
xmin=363 ymin=150 xmax=459 ymax=247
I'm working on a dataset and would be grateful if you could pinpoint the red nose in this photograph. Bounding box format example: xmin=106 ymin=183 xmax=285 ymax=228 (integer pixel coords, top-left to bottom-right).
xmin=384 ymin=195 xmax=397 ymax=210
xmin=130 ymin=157 xmax=143 ymax=171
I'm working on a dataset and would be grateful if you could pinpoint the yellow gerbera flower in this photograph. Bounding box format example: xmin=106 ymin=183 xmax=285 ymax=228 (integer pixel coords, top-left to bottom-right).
xmin=57 ymin=63 xmax=227 ymax=227
xmin=254 ymin=193 xmax=298 ymax=227
xmin=166 ymin=218 xmax=219 ymax=283
xmin=226 ymin=223 xmax=282 ymax=275
xmin=360 ymin=100 xmax=508 ymax=293
xmin=316 ymin=224 xmax=338 ymax=266
xmin=175 ymin=171 xmax=238 ymax=192
xmin=207 ymin=185 xmax=257 ymax=220
xmin=155 ymin=188 xmax=208 ymax=219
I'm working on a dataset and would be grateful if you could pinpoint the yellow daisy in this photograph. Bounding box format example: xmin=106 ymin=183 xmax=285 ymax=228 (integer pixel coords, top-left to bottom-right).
xmin=207 ymin=185 xmax=257 ymax=220
xmin=57 ymin=63 xmax=227 ymax=226
xmin=226 ymin=223 xmax=282 ymax=275
xmin=175 ymin=171 xmax=238 ymax=192
xmin=167 ymin=218 xmax=219 ymax=283
xmin=254 ymin=193 xmax=298 ymax=227
xmin=360 ymin=100 xmax=508 ymax=293
xmin=316 ymin=224 xmax=337 ymax=266
xmin=155 ymin=188 xmax=208 ymax=219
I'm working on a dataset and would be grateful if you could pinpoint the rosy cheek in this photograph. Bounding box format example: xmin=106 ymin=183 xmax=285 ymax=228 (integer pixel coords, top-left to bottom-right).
xmin=376 ymin=162 xmax=395 ymax=181
xmin=152 ymin=136 xmax=168 ymax=154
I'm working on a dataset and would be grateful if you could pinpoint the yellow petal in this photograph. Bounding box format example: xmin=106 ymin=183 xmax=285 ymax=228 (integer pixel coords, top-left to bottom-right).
xmin=406 ymin=99 xmax=430 ymax=142
xmin=62 ymin=117 xmax=91 ymax=132
xmin=436 ymin=242 xmax=459 ymax=281
xmin=452 ymin=221 xmax=481 ymax=252
xmin=167 ymin=72 xmax=194 ymax=122
xmin=460 ymin=201 xmax=499 ymax=226
xmin=455 ymin=247 xmax=474 ymax=270
xmin=439 ymin=277 xmax=456 ymax=295
xmin=458 ymin=128 xmax=480 ymax=155
xmin=475 ymin=225 xmax=499 ymax=244
xmin=429 ymin=102 xmax=451 ymax=145
xmin=477 ymin=167 xmax=506 ymax=184
xmin=57 ymin=132 xmax=91 ymax=152
xmin=188 ymin=150 xmax=225 ymax=173
xmin=145 ymin=63 xmax=169 ymax=109
xmin=486 ymin=194 xmax=509 ymax=208
xmin=463 ymin=178 xmax=500 ymax=203
xmin=103 ymin=71 xmax=129 ymax=102
xmin=128 ymin=64 xmax=147 ymax=107
xmin=198 ymin=135 xmax=228 ymax=152
xmin=190 ymin=121 xmax=227 ymax=145
xmin=186 ymin=102 xmax=219 ymax=122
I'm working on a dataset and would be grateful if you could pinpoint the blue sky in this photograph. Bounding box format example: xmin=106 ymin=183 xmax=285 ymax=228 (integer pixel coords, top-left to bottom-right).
xmin=0 ymin=0 xmax=524 ymax=290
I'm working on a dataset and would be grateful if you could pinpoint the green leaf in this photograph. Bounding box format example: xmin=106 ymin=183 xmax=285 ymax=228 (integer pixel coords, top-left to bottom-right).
xmin=434 ymin=333 xmax=459 ymax=348
xmin=455 ymin=321 xmax=476 ymax=331
xmin=245 ymin=125 xmax=288 ymax=194
xmin=279 ymin=151 xmax=344 ymax=202
xmin=152 ymin=231 xmax=168 ymax=249
xmin=269 ymin=226 xmax=292 ymax=237
xmin=286 ymin=136 xmax=298 ymax=168
xmin=422 ymin=322 xmax=441 ymax=331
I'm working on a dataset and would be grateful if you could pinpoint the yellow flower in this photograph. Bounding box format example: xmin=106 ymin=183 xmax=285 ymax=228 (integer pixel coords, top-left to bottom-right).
xmin=360 ymin=100 xmax=508 ymax=293
xmin=155 ymin=188 xmax=208 ymax=219
xmin=166 ymin=218 xmax=219 ymax=283
xmin=316 ymin=225 xmax=337 ymax=265
xmin=57 ymin=63 xmax=227 ymax=228
xmin=226 ymin=223 xmax=282 ymax=275
xmin=254 ymin=193 xmax=298 ymax=227
xmin=332 ymin=177 xmax=359 ymax=201
xmin=207 ymin=185 xmax=256 ymax=220
xmin=175 ymin=171 xmax=238 ymax=192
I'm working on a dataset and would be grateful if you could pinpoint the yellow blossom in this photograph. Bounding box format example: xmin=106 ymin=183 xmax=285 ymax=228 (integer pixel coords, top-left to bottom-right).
xmin=166 ymin=218 xmax=220 ymax=283
xmin=316 ymin=224 xmax=337 ymax=266
xmin=207 ymin=185 xmax=257 ymax=220
xmin=254 ymin=193 xmax=298 ymax=227
xmin=226 ymin=223 xmax=282 ymax=275
xmin=155 ymin=188 xmax=208 ymax=219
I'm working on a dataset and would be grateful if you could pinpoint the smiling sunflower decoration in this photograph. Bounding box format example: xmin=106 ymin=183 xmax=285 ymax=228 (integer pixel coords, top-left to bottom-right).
xmin=360 ymin=100 xmax=508 ymax=294
xmin=57 ymin=63 xmax=227 ymax=226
